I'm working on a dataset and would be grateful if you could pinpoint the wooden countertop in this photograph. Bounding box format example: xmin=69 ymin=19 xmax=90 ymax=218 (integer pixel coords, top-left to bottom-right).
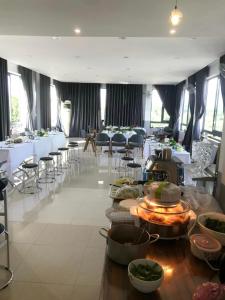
xmin=99 ymin=238 xmax=217 ymax=300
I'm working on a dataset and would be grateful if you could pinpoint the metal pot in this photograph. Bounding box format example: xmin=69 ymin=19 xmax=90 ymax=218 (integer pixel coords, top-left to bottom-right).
xmin=99 ymin=224 xmax=159 ymax=265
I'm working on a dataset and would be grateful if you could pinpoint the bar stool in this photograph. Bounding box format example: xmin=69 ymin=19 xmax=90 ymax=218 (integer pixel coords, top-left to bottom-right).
xmin=127 ymin=162 xmax=142 ymax=181
xmin=49 ymin=152 xmax=63 ymax=175
xmin=20 ymin=163 xmax=41 ymax=194
xmin=58 ymin=147 xmax=69 ymax=169
xmin=115 ymin=149 xmax=127 ymax=170
xmin=0 ymin=178 xmax=13 ymax=289
xmin=68 ymin=143 xmax=79 ymax=163
xmin=38 ymin=157 xmax=55 ymax=184
xmin=120 ymin=156 xmax=134 ymax=176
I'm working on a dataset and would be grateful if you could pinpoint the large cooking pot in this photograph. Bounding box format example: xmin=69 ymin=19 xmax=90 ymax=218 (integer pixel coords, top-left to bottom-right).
xmin=99 ymin=224 xmax=159 ymax=265
xmin=135 ymin=200 xmax=196 ymax=240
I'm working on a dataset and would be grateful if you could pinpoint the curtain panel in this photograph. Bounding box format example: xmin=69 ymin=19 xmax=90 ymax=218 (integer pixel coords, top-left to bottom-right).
xmin=182 ymin=75 xmax=197 ymax=152
xmin=220 ymin=54 xmax=225 ymax=109
xmin=174 ymin=81 xmax=186 ymax=141
xmin=40 ymin=74 xmax=51 ymax=129
xmin=53 ymin=79 xmax=63 ymax=131
xmin=18 ymin=65 xmax=35 ymax=130
xmin=0 ymin=57 xmax=10 ymax=141
xmin=154 ymin=85 xmax=177 ymax=129
xmin=105 ymin=84 xmax=143 ymax=127
xmin=59 ymin=82 xmax=101 ymax=137
xmin=193 ymin=66 xmax=209 ymax=140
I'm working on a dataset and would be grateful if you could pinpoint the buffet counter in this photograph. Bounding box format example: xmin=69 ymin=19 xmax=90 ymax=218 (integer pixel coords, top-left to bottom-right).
xmin=100 ymin=238 xmax=216 ymax=300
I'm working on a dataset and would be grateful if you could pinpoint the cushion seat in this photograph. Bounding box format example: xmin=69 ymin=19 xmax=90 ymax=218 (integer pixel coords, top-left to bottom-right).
xmin=127 ymin=163 xmax=141 ymax=168
xmin=117 ymin=149 xmax=127 ymax=154
xmin=49 ymin=152 xmax=61 ymax=156
xmin=22 ymin=163 xmax=38 ymax=169
xmin=40 ymin=157 xmax=53 ymax=161
xmin=58 ymin=147 xmax=69 ymax=151
xmin=95 ymin=141 xmax=110 ymax=146
xmin=121 ymin=156 xmax=134 ymax=161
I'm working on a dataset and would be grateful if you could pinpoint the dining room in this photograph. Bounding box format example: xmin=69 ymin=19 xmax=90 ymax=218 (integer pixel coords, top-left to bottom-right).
xmin=1 ymin=1 xmax=225 ymax=299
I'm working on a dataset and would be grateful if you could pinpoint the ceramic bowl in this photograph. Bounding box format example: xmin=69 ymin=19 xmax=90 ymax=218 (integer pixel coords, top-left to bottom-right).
xmin=198 ymin=212 xmax=225 ymax=246
xmin=128 ymin=258 xmax=163 ymax=293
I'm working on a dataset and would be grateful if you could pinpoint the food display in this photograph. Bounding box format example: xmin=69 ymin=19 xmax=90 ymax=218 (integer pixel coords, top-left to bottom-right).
xmin=193 ymin=282 xmax=225 ymax=300
xmin=115 ymin=185 xmax=140 ymax=200
xmin=129 ymin=263 xmax=162 ymax=281
xmin=205 ymin=218 xmax=225 ymax=234
xmin=145 ymin=181 xmax=181 ymax=204
xmin=113 ymin=177 xmax=134 ymax=187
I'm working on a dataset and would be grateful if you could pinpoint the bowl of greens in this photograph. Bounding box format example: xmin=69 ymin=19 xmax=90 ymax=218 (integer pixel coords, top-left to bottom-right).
xmin=128 ymin=258 xmax=164 ymax=293
xmin=198 ymin=212 xmax=225 ymax=246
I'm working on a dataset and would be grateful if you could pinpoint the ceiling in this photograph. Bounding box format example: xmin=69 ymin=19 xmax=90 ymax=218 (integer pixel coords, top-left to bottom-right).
xmin=1 ymin=0 xmax=225 ymax=37
xmin=0 ymin=0 xmax=225 ymax=83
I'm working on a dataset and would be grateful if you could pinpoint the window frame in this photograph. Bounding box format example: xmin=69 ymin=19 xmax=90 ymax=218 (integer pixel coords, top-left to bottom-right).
xmin=203 ymin=76 xmax=223 ymax=138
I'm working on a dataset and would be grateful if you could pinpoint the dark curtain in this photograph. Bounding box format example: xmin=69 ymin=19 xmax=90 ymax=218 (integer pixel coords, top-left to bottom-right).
xmin=53 ymin=79 xmax=63 ymax=131
xmin=18 ymin=65 xmax=35 ymax=130
xmin=174 ymin=81 xmax=186 ymax=141
xmin=182 ymin=75 xmax=196 ymax=151
xmin=193 ymin=66 xmax=209 ymax=140
xmin=60 ymin=82 xmax=101 ymax=137
xmin=105 ymin=84 xmax=143 ymax=126
xmin=154 ymin=85 xmax=176 ymax=128
xmin=220 ymin=54 xmax=225 ymax=109
xmin=40 ymin=74 xmax=51 ymax=129
xmin=0 ymin=57 xmax=10 ymax=141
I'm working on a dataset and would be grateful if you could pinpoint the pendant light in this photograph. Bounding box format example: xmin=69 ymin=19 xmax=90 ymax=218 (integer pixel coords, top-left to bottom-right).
xmin=170 ymin=0 xmax=183 ymax=26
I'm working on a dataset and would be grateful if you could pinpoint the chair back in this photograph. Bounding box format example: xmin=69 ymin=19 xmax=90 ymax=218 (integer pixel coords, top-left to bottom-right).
xmin=133 ymin=129 xmax=146 ymax=137
xmin=80 ymin=129 xmax=87 ymax=138
xmin=112 ymin=133 xmax=126 ymax=143
xmin=96 ymin=133 xmax=110 ymax=142
xmin=128 ymin=134 xmax=144 ymax=145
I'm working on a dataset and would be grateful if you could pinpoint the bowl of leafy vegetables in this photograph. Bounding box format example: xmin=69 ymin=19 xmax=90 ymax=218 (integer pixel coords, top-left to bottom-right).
xmin=128 ymin=258 xmax=164 ymax=293
xmin=198 ymin=212 xmax=225 ymax=246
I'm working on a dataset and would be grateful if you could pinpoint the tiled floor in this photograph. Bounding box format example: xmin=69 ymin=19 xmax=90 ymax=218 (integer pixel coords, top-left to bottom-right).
xmin=0 ymin=148 xmax=129 ymax=299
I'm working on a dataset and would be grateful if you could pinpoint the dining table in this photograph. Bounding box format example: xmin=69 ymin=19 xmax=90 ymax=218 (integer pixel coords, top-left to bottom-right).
xmin=143 ymin=139 xmax=191 ymax=165
xmin=0 ymin=132 xmax=66 ymax=180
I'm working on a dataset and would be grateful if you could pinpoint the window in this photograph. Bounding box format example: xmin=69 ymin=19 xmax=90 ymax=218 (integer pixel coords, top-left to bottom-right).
xmin=180 ymin=89 xmax=190 ymax=130
xmin=150 ymin=89 xmax=169 ymax=127
xmin=100 ymin=87 xmax=106 ymax=121
xmin=51 ymin=85 xmax=58 ymax=127
xmin=8 ymin=73 xmax=29 ymax=134
xmin=203 ymin=77 xmax=224 ymax=137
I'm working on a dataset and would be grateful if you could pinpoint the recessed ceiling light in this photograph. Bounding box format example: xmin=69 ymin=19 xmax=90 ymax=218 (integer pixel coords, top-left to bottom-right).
xmin=74 ymin=27 xmax=81 ymax=34
xmin=170 ymin=29 xmax=176 ymax=35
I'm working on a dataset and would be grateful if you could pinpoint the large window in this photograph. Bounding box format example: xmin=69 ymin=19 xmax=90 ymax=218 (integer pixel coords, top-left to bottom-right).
xmin=51 ymin=85 xmax=58 ymax=127
xmin=180 ymin=89 xmax=190 ymax=130
xmin=150 ymin=89 xmax=169 ymax=127
xmin=8 ymin=73 xmax=29 ymax=134
xmin=203 ymin=77 xmax=224 ymax=137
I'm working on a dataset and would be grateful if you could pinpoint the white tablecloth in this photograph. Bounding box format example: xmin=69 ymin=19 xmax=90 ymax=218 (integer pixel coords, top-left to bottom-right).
xmin=0 ymin=143 xmax=34 ymax=179
xmin=0 ymin=133 xmax=66 ymax=178
xmin=143 ymin=139 xmax=191 ymax=164
xmin=102 ymin=130 xmax=136 ymax=142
